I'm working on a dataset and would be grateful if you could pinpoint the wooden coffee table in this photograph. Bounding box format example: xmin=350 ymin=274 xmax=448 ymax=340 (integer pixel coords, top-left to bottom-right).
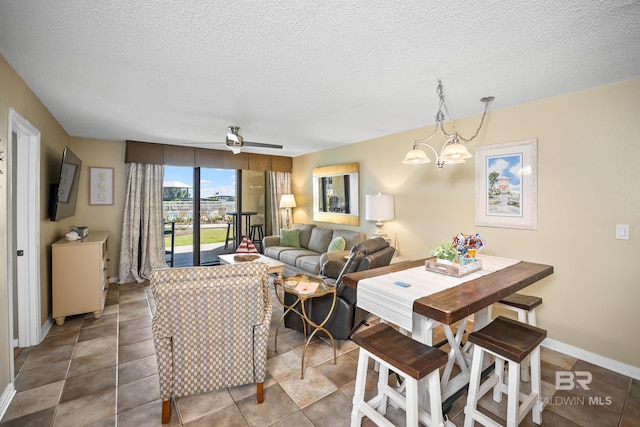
xmin=218 ymin=253 xmax=284 ymax=277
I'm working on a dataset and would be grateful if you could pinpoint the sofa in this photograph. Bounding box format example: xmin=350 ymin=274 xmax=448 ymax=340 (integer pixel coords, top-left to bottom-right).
xmin=283 ymin=237 xmax=396 ymax=339
xmin=263 ymin=223 xmax=365 ymax=277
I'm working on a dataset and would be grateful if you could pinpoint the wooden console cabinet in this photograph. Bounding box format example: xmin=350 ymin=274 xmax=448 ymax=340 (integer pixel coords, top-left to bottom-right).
xmin=52 ymin=231 xmax=109 ymax=325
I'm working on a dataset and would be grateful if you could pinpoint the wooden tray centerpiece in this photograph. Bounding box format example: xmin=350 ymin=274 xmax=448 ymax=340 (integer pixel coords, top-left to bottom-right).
xmin=426 ymin=233 xmax=485 ymax=277
xmin=425 ymin=257 xmax=482 ymax=277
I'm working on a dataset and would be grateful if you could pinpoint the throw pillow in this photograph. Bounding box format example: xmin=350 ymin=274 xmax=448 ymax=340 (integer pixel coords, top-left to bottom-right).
xmin=328 ymin=236 xmax=346 ymax=252
xmin=280 ymin=228 xmax=301 ymax=248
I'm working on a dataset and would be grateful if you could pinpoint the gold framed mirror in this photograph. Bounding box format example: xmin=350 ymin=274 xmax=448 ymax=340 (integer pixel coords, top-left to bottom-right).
xmin=312 ymin=162 xmax=359 ymax=226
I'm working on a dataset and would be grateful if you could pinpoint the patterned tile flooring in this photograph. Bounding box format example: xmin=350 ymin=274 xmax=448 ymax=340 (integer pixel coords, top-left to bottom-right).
xmin=1 ymin=279 xmax=638 ymax=426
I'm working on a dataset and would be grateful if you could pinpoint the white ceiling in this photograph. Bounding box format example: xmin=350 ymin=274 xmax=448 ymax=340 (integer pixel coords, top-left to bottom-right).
xmin=1 ymin=1 xmax=639 ymax=157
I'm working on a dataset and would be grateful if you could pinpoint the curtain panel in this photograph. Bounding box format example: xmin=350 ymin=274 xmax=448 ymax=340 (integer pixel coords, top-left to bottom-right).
xmin=118 ymin=163 xmax=166 ymax=283
xmin=269 ymin=171 xmax=292 ymax=235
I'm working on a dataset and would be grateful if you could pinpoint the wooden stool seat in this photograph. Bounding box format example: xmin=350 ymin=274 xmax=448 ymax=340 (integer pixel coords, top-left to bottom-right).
xmin=351 ymin=323 xmax=449 ymax=427
xmin=464 ymin=316 xmax=547 ymax=427
xmin=498 ymin=293 xmax=542 ymax=312
xmin=468 ymin=316 xmax=546 ymax=362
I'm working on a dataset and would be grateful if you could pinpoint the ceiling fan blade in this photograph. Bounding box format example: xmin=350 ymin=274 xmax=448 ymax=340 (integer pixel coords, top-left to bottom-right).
xmin=242 ymin=141 xmax=283 ymax=150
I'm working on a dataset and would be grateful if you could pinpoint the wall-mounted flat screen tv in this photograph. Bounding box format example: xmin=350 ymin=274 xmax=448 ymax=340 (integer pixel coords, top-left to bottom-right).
xmin=49 ymin=146 xmax=82 ymax=221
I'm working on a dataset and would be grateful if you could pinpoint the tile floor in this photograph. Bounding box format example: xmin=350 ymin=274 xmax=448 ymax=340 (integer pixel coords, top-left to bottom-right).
xmin=1 ymin=279 xmax=638 ymax=427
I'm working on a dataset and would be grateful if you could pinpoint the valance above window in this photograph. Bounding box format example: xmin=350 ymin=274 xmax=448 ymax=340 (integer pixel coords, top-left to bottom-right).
xmin=125 ymin=140 xmax=292 ymax=172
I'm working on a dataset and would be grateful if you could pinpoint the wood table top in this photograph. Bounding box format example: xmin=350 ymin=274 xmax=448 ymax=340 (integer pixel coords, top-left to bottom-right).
xmin=343 ymin=259 xmax=553 ymax=325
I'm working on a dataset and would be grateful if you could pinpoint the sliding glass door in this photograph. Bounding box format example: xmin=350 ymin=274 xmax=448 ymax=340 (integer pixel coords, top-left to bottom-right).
xmin=165 ymin=166 xmax=271 ymax=266
xmin=199 ymin=168 xmax=237 ymax=265
xmin=163 ymin=166 xmax=194 ymax=266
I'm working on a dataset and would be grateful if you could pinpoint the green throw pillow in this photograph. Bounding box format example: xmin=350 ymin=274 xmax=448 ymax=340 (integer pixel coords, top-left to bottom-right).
xmin=328 ymin=236 xmax=346 ymax=252
xmin=280 ymin=228 xmax=301 ymax=248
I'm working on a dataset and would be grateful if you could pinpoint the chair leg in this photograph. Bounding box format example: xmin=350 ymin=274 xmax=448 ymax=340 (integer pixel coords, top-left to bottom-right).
xmin=257 ymin=382 xmax=264 ymax=403
xmin=351 ymin=350 xmax=369 ymax=426
xmin=161 ymin=399 xmax=171 ymax=424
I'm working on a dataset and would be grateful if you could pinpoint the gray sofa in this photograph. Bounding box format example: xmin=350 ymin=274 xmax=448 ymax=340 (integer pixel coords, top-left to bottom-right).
xmin=263 ymin=224 xmax=365 ymax=277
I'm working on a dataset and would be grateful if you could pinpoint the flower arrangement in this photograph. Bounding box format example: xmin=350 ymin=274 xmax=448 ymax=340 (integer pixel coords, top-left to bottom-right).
xmin=454 ymin=233 xmax=486 ymax=264
xmin=431 ymin=233 xmax=486 ymax=265
xmin=431 ymin=241 xmax=459 ymax=263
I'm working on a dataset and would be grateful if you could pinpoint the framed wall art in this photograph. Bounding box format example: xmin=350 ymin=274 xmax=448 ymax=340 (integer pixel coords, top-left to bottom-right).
xmin=475 ymin=139 xmax=537 ymax=230
xmin=89 ymin=167 xmax=114 ymax=206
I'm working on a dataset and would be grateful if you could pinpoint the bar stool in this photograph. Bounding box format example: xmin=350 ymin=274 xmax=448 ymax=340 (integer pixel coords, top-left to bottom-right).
xmin=250 ymin=223 xmax=264 ymax=253
xmin=351 ymin=323 xmax=449 ymax=427
xmin=464 ymin=316 xmax=547 ymax=427
xmin=163 ymin=221 xmax=175 ymax=267
xmin=495 ymin=293 xmax=542 ymax=381
xmin=496 ymin=294 xmax=542 ymax=326
xmin=224 ymin=221 xmax=235 ymax=249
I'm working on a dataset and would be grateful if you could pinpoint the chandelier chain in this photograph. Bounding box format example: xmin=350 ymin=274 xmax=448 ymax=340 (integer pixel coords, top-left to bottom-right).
xmin=436 ymin=79 xmax=491 ymax=143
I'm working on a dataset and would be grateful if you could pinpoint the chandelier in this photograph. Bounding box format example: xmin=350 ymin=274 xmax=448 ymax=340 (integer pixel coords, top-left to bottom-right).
xmin=402 ymin=80 xmax=494 ymax=169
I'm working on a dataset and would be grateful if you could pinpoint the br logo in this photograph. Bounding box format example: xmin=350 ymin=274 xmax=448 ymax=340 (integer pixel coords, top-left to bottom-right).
xmin=556 ymin=371 xmax=592 ymax=391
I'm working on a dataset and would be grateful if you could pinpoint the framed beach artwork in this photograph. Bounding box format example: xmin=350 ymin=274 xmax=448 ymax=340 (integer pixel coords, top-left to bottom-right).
xmin=475 ymin=139 xmax=537 ymax=230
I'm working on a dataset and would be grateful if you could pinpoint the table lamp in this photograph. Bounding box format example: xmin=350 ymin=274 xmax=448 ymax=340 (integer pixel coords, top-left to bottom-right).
xmin=279 ymin=194 xmax=297 ymax=229
xmin=365 ymin=193 xmax=394 ymax=239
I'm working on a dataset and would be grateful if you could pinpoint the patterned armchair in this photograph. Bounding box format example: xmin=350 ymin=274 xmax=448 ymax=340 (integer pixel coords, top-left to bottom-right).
xmin=150 ymin=263 xmax=272 ymax=423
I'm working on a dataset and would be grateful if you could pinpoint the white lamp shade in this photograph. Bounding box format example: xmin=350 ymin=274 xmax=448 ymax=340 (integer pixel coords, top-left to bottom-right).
xmin=402 ymin=148 xmax=431 ymax=164
xmin=440 ymin=141 xmax=472 ymax=161
xmin=365 ymin=194 xmax=394 ymax=221
xmin=279 ymin=194 xmax=297 ymax=208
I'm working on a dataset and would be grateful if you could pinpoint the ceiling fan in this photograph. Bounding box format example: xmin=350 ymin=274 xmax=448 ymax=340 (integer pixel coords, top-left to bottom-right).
xmin=224 ymin=126 xmax=283 ymax=154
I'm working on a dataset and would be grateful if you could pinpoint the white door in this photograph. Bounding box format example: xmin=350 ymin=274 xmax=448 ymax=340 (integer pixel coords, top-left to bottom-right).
xmin=7 ymin=109 xmax=41 ymax=368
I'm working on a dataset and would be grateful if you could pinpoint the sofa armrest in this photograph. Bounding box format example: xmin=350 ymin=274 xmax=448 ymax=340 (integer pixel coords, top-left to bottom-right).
xmin=263 ymin=235 xmax=281 ymax=248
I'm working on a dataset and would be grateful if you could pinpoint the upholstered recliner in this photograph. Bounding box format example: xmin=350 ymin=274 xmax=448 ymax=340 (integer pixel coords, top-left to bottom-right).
xmin=284 ymin=237 xmax=395 ymax=340
xmin=151 ymin=263 xmax=271 ymax=423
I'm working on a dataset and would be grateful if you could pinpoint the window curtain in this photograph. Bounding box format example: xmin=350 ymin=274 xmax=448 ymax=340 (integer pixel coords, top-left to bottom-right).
xmin=118 ymin=163 xmax=166 ymax=283
xmin=269 ymin=171 xmax=292 ymax=234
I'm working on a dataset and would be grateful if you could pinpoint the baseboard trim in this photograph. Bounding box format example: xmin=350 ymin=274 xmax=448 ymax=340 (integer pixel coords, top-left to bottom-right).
xmin=542 ymin=337 xmax=640 ymax=380
xmin=0 ymin=383 xmax=16 ymax=422
xmin=40 ymin=317 xmax=54 ymax=342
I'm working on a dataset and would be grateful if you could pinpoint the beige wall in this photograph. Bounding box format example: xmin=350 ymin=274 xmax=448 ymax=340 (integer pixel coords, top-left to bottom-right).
xmin=292 ymin=78 xmax=640 ymax=368
xmin=0 ymin=54 xmax=71 ymax=396
xmin=69 ymin=137 xmax=126 ymax=280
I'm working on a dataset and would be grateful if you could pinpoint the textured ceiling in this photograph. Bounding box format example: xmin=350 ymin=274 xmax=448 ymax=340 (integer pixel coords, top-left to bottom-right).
xmin=1 ymin=0 xmax=639 ymax=157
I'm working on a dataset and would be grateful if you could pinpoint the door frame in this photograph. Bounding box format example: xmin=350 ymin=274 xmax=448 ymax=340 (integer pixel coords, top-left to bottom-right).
xmin=6 ymin=109 xmax=41 ymax=365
